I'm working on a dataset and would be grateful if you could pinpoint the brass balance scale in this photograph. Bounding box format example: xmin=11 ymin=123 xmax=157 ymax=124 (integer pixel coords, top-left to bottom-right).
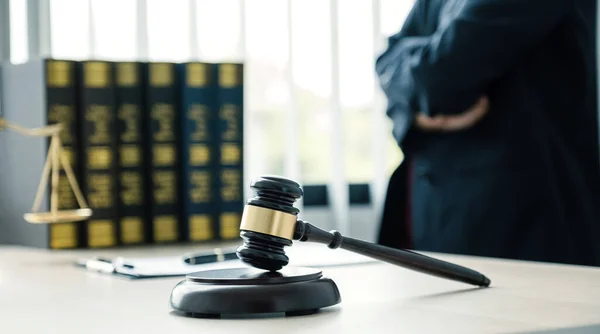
xmin=0 ymin=118 xmax=92 ymax=224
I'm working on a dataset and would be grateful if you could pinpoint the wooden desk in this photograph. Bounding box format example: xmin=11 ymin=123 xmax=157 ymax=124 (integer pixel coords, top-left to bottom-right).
xmin=1 ymin=242 xmax=599 ymax=334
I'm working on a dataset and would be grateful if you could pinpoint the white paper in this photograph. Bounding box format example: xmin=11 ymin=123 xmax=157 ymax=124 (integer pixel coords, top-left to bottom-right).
xmin=108 ymin=242 xmax=376 ymax=278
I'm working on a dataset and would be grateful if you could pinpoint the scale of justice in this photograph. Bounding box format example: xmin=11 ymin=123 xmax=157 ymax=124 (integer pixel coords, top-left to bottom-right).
xmin=1 ymin=118 xmax=491 ymax=318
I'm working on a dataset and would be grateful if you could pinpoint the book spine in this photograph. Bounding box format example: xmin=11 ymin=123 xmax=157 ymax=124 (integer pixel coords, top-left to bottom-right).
xmin=45 ymin=59 xmax=82 ymax=249
xmin=114 ymin=62 xmax=147 ymax=245
xmin=77 ymin=61 xmax=119 ymax=248
xmin=179 ymin=62 xmax=219 ymax=242
xmin=144 ymin=62 xmax=182 ymax=243
xmin=216 ymin=63 xmax=244 ymax=240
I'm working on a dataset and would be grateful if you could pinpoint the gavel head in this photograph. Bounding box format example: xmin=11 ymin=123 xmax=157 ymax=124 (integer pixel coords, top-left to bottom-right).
xmin=236 ymin=175 xmax=303 ymax=271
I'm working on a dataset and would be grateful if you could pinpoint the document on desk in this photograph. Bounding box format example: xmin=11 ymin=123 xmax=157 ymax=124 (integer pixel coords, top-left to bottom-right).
xmin=75 ymin=242 xmax=376 ymax=279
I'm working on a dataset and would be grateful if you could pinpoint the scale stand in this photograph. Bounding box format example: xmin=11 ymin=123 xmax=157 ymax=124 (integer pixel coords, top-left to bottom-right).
xmin=0 ymin=118 xmax=92 ymax=224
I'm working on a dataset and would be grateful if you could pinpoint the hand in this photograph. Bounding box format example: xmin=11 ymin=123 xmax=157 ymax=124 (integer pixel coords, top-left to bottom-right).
xmin=415 ymin=96 xmax=490 ymax=132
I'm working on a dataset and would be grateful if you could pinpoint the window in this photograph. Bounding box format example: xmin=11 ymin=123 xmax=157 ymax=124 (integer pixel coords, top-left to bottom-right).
xmin=22 ymin=0 xmax=415 ymax=210
xmin=9 ymin=0 xmax=28 ymax=64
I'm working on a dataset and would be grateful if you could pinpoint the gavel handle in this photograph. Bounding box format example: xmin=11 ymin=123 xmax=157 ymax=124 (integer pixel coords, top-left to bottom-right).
xmin=293 ymin=220 xmax=491 ymax=287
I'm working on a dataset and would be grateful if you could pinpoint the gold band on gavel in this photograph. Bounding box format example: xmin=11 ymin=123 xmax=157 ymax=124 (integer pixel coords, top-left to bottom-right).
xmin=239 ymin=205 xmax=298 ymax=240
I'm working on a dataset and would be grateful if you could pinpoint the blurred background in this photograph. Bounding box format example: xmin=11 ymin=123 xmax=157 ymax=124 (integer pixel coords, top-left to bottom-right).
xmin=0 ymin=0 xmax=413 ymax=249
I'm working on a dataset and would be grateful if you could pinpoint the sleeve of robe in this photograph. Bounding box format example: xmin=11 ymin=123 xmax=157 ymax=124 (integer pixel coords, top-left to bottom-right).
xmin=376 ymin=0 xmax=568 ymax=145
xmin=375 ymin=0 xmax=431 ymax=148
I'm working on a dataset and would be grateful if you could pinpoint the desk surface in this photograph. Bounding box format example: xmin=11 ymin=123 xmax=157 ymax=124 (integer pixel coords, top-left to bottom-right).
xmin=1 ymin=242 xmax=600 ymax=334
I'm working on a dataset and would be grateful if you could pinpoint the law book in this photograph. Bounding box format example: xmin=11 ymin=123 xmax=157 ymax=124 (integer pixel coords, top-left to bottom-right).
xmin=143 ymin=62 xmax=182 ymax=243
xmin=113 ymin=61 xmax=148 ymax=245
xmin=215 ymin=63 xmax=244 ymax=240
xmin=76 ymin=60 xmax=120 ymax=248
xmin=178 ymin=62 xmax=220 ymax=242
xmin=0 ymin=58 xmax=83 ymax=249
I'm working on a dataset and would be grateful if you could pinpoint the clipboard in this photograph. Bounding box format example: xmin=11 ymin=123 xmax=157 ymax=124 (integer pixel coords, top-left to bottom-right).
xmin=74 ymin=242 xmax=377 ymax=279
xmin=74 ymin=247 xmax=241 ymax=279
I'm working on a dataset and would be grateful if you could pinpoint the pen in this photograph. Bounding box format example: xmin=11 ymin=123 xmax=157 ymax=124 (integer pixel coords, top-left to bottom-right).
xmin=182 ymin=248 xmax=238 ymax=265
xmin=80 ymin=257 xmax=115 ymax=274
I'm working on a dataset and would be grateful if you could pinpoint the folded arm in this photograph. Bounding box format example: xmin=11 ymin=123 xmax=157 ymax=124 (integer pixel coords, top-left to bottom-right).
xmin=375 ymin=1 xmax=431 ymax=146
xmin=378 ymin=0 xmax=569 ymax=117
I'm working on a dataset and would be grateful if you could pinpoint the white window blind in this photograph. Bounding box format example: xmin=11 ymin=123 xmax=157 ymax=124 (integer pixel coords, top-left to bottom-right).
xmin=9 ymin=0 xmax=28 ymax=64
xmin=11 ymin=0 xmax=415 ymax=238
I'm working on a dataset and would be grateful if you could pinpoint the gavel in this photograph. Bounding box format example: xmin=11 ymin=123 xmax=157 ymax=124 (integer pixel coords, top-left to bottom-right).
xmin=236 ymin=175 xmax=491 ymax=287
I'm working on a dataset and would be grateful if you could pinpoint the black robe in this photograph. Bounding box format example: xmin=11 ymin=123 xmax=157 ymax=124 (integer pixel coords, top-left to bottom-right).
xmin=375 ymin=0 xmax=600 ymax=267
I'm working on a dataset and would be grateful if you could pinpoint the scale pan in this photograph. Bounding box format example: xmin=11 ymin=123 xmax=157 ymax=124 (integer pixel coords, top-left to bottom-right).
xmin=24 ymin=208 xmax=92 ymax=224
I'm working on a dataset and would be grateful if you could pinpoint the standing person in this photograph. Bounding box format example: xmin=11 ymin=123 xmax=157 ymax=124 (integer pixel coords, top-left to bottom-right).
xmin=375 ymin=0 xmax=600 ymax=267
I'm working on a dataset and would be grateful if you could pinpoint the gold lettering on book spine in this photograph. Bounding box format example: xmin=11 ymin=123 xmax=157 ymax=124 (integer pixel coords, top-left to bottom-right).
xmin=121 ymin=217 xmax=143 ymax=244
xmin=190 ymin=144 xmax=210 ymax=166
xmin=152 ymin=103 xmax=175 ymax=142
xmin=120 ymin=171 xmax=142 ymax=206
xmin=119 ymin=104 xmax=140 ymax=143
xmin=84 ymin=62 xmax=110 ymax=88
xmin=86 ymin=105 xmax=112 ymax=145
xmin=187 ymin=63 xmax=208 ymax=87
xmin=189 ymin=104 xmax=209 ymax=141
xmin=87 ymin=174 xmax=113 ymax=208
xmin=220 ymin=104 xmax=239 ymax=141
xmin=153 ymin=171 xmax=176 ymax=204
xmin=153 ymin=216 xmax=178 ymax=242
xmin=50 ymin=223 xmax=77 ymax=249
xmin=220 ymin=213 xmax=240 ymax=239
xmin=221 ymin=144 xmax=240 ymax=165
xmin=88 ymin=220 xmax=115 ymax=247
xmin=120 ymin=145 xmax=140 ymax=167
xmin=117 ymin=62 xmax=137 ymax=87
xmin=150 ymin=63 xmax=173 ymax=87
xmin=190 ymin=215 xmax=214 ymax=241
xmin=153 ymin=144 xmax=175 ymax=166
xmin=190 ymin=171 xmax=211 ymax=203
xmin=87 ymin=147 xmax=112 ymax=170
xmin=219 ymin=64 xmax=240 ymax=88
xmin=221 ymin=169 xmax=241 ymax=202
xmin=46 ymin=60 xmax=72 ymax=87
